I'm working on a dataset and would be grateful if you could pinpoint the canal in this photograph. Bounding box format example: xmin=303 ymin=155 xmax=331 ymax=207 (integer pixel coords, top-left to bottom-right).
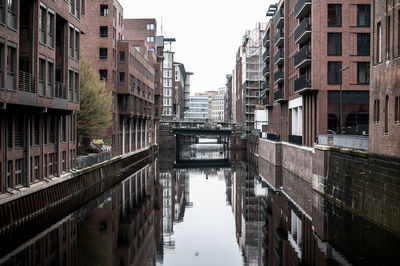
xmin=0 ymin=144 xmax=399 ymax=265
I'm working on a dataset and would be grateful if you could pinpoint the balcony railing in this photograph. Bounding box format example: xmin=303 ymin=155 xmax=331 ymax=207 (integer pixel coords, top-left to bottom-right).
xmin=262 ymin=81 xmax=269 ymax=90
xmin=274 ymin=69 xmax=284 ymax=83
xmin=274 ymin=29 xmax=284 ymax=47
xmin=274 ymin=48 xmax=284 ymax=65
xmin=263 ymin=33 xmax=270 ymax=47
xmin=55 ymin=81 xmax=67 ymax=99
xmin=267 ymin=133 xmax=280 ymax=141
xmin=294 ymin=17 xmax=311 ymax=44
xmin=262 ymin=97 xmax=271 ymax=107
xmin=19 ymin=71 xmax=37 ymax=93
xmin=294 ymin=75 xmax=311 ymax=93
xmin=289 ymin=134 xmax=302 ymax=145
xmin=263 ymin=50 xmax=270 ymax=62
xmin=294 ymin=46 xmax=311 ymax=68
xmin=295 ymin=0 xmax=311 ymax=19
xmin=263 ymin=66 xmax=270 ymax=77
xmin=274 ymin=89 xmax=283 ymax=101
xmin=273 ymin=9 xmax=284 ymax=28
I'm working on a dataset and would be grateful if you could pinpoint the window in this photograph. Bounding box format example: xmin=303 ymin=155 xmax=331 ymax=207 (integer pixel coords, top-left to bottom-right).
xmin=99 ymin=69 xmax=107 ymax=81
xmin=50 ymin=116 xmax=56 ymax=144
xmin=69 ymin=27 xmax=74 ymax=58
xmin=357 ymin=5 xmax=370 ymax=27
xmin=6 ymin=160 xmax=12 ymax=189
xmin=377 ymin=22 xmax=382 ymax=62
xmin=100 ymin=26 xmax=108 ymax=37
xmin=75 ymin=72 xmax=79 ymax=102
xmin=7 ymin=0 xmax=16 ymax=29
xmin=39 ymin=58 xmax=46 ymax=96
xmin=327 ymin=62 xmax=342 ymax=84
xmin=119 ymin=72 xmax=125 ymax=84
xmin=327 ymin=33 xmax=342 ymax=56
xmin=43 ymin=115 xmax=48 ymax=144
xmin=70 ymin=0 xmax=75 ymax=15
xmin=385 ymin=95 xmax=389 ymax=134
xmin=15 ymin=159 xmax=22 ymax=186
xmin=76 ymin=0 xmax=80 ymax=19
xmin=357 ymin=62 xmax=370 ymax=84
xmin=62 ymin=116 xmax=66 ymax=142
xmin=69 ymin=70 xmax=74 ymax=101
xmin=119 ymin=51 xmax=125 ymax=63
xmin=395 ymin=97 xmax=400 ymax=123
xmin=34 ymin=156 xmax=39 ymax=181
xmin=43 ymin=154 xmax=47 ymax=178
xmin=62 ymin=151 xmax=66 ymax=172
xmin=175 ymin=66 xmax=180 ymax=81
xmin=82 ymin=0 xmax=85 ymax=16
xmin=48 ymin=61 xmax=54 ymax=97
xmin=386 ymin=16 xmax=391 ymax=59
xmin=39 ymin=6 xmax=46 ymax=44
xmin=328 ymin=4 xmax=341 ymax=27
xmin=155 ymin=82 xmax=158 ymax=90
xmin=49 ymin=153 xmax=54 ymax=176
xmin=15 ymin=115 xmax=23 ymax=148
xmin=7 ymin=45 xmax=16 ymax=90
xmin=100 ymin=4 xmax=108 ymax=16
xmin=357 ymin=33 xmax=370 ymax=56
xmin=99 ymin=48 xmax=107 ymax=59
xmin=75 ymin=31 xmax=80 ymax=60
xmin=146 ymin=23 xmax=155 ymax=30
xmin=0 ymin=0 xmax=5 ymax=24
xmin=48 ymin=12 xmax=54 ymax=48
xmin=146 ymin=36 xmax=155 ymax=43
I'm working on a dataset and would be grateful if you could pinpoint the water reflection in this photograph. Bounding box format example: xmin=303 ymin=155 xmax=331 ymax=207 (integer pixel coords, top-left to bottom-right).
xmin=1 ymin=152 xmax=400 ymax=266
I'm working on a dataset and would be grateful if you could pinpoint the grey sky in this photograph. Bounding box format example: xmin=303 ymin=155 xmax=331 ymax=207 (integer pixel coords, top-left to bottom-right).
xmin=120 ymin=0 xmax=275 ymax=94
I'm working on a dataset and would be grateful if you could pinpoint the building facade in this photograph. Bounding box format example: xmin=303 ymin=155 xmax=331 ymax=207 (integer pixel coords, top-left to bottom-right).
xmin=225 ymin=74 xmax=233 ymax=123
xmin=211 ymin=87 xmax=226 ymax=122
xmin=82 ymin=2 xmax=158 ymax=155
xmin=184 ymin=96 xmax=208 ymax=122
xmin=369 ymin=0 xmax=400 ymax=157
xmin=261 ymin=0 xmax=371 ymax=146
xmin=0 ymin=0 xmax=85 ymax=193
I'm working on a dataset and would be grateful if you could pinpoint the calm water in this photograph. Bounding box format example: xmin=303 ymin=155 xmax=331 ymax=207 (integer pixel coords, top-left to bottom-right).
xmin=1 ymin=145 xmax=400 ymax=266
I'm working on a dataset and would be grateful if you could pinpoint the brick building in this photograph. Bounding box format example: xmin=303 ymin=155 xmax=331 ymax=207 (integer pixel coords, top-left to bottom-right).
xmin=225 ymin=74 xmax=233 ymax=123
xmin=0 ymin=0 xmax=85 ymax=193
xmin=369 ymin=0 xmax=400 ymax=157
xmin=82 ymin=1 xmax=160 ymax=155
xmin=261 ymin=0 xmax=371 ymax=146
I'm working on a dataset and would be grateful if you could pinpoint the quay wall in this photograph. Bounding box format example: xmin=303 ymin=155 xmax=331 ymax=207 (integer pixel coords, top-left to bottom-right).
xmin=0 ymin=146 xmax=157 ymax=234
xmin=253 ymin=136 xmax=400 ymax=236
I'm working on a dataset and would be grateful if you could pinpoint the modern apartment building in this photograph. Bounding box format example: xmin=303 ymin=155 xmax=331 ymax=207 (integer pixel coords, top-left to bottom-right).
xmin=262 ymin=0 xmax=371 ymax=146
xmin=184 ymin=95 xmax=208 ymax=122
xmin=82 ymin=1 xmax=158 ymax=155
xmin=0 ymin=0 xmax=85 ymax=193
xmin=369 ymin=0 xmax=400 ymax=157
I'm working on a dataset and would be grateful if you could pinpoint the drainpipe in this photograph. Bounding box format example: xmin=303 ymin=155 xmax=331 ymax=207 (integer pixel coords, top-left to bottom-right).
xmin=26 ymin=114 xmax=31 ymax=187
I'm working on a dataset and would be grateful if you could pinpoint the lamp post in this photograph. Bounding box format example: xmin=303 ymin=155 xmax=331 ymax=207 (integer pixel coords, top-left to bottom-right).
xmin=339 ymin=66 xmax=349 ymax=135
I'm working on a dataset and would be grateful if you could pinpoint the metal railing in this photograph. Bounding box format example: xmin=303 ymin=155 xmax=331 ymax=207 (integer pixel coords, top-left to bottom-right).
xmin=263 ymin=50 xmax=270 ymax=61
xmin=274 ymin=69 xmax=284 ymax=83
xmin=55 ymin=81 xmax=67 ymax=99
xmin=294 ymin=45 xmax=311 ymax=68
xmin=274 ymin=89 xmax=283 ymax=101
xmin=274 ymin=48 xmax=284 ymax=65
xmin=19 ymin=71 xmax=37 ymax=93
xmin=77 ymin=151 xmax=113 ymax=169
xmin=294 ymin=0 xmax=311 ymax=19
xmin=294 ymin=75 xmax=311 ymax=93
xmin=274 ymin=29 xmax=284 ymax=46
xmin=273 ymin=9 xmax=284 ymax=27
xmin=263 ymin=33 xmax=270 ymax=47
xmin=263 ymin=66 xmax=270 ymax=77
xmin=294 ymin=17 xmax=311 ymax=44
xmin=262 ymin=81 xmax=269 ymax=90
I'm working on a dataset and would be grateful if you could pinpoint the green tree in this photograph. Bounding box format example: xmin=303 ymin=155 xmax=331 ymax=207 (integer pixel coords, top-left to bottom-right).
xmin=77 ymin=58 xmax=112 ymax=151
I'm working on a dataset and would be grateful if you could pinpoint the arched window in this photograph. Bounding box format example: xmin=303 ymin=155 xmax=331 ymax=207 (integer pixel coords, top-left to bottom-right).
xmin=385 ymin=95 xmax=389 ymax=134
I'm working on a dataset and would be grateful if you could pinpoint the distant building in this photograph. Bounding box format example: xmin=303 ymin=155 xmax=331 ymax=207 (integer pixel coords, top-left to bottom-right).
xmin=211 ymin=87 xmax=226 ymax=122
xmin=184 ymin=96 xmax=209 ymax=121
xmin=206 ymin=90 xmax=218 ymax=121
xmin=225 ymin=75 xmax=233 ymax=123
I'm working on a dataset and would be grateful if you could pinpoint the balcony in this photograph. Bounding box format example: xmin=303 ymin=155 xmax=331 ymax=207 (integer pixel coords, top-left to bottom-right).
xmin=294 ymin=75 xmax=311 ymax=93
xmin=273 ymin=9 xmax=284 ymax=28
xmin=294 ymin=46 xmax=311 ymax=69
xmin=274 ymin=89 xmax=284 ymax=102
xmin=274 ymin=29 xmax=284 ymax=47
xmin=263 ymin=66 xmax=270 ymax=77
xmin=294 ymin=17 xmax=311 ymax=44
xmin=263 ymin=50 xmax=270 ymax=62
xmin=19 ymin=71 xmax=37 ymax=93
xmin=289 ymin=134 xmax=302 ymax=145
xmin=274 ymin=69 xmax=284 ymax=84
xmin=274 ymin=48 xmax=284 ymax=65
xmin=263 ymin=33 xmax=270 ymax=47
xmin=262 ymin=81 xmax=269 ymax=90
xmin=295 ymin=0 xmax=311 ymax=19
xmin=55 ymin=81 xmax=67 ymax=99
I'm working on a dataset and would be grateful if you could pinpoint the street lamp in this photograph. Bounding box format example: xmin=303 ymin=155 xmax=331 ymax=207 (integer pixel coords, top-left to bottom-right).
xmin=339 ymin=66 xmax=349 ymax=135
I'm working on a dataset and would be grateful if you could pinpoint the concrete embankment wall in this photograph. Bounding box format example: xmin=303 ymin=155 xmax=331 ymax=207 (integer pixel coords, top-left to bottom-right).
xmin=254 ymin=137 xmax=400 ymax=236
xmin=0 ymin=146 xmax=157 ymax=234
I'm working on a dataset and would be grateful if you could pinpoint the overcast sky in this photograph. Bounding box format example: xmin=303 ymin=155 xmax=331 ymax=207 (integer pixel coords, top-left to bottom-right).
xmin=120 ymin=0 xmax=275 ymax=94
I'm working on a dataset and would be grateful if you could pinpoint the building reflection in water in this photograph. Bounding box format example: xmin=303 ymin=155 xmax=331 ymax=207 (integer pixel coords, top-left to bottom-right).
xmin=2 ymin=154 xmax=400 ymax=266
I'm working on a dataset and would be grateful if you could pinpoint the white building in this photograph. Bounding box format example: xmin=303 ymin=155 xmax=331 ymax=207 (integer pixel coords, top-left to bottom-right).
xmin=184 ymin=96 xmax=208 ymax=121
xmin=162 ymin=51 xmax=174 ymax=120
xmin=211 ymin=87 xmax=226 ymax=122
